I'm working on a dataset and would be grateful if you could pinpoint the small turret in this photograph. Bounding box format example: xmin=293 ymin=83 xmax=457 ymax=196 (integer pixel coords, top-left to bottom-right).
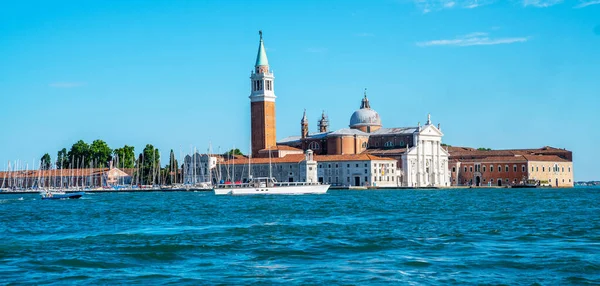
xmin=318 ymin=111 xmax=329 ymax=133
xmin=360 ymin=88 xmax=371 ymax=109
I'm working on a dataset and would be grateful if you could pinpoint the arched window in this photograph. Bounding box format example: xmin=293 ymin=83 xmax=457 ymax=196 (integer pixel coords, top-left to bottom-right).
xmin=384 ymin=141 xmax=393 ymax=147
xmin=362 ymin=142 xmax=368 ymax=148
xmin=308 ymin=141 xmax=320 ymax=150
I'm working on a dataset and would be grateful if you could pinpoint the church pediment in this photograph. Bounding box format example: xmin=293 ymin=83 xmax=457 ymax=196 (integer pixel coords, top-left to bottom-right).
xmin=418 ymin=124 xmax=444 ymax=137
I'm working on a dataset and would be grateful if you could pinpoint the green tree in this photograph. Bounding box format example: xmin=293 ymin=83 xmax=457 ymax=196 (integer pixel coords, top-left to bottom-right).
xmin=224 ymin=148 xmax=243 ymax=156
xmin=113 ymin=145 xmax=135 ymax=169
xmin=56 ymin=148 xmax=69 ymax=169
xmin=89 ymin=139 xmax=113 ymax=168
xmin=68 ymin=140 xmax=90 ymax=168
xmin=141 ymin=144 xmax=160 ymax=185
xmin=165 ymin=149 xmax=179 ymax=185
xmin=477 ymin=147 xmax=492 ymax=151
xmin=40 ymin=153 xmax=52 ymax=170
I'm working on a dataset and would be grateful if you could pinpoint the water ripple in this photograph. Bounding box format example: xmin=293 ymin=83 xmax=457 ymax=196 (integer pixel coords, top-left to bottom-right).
xmin=0 ymin=188 xmax=599 ymax=284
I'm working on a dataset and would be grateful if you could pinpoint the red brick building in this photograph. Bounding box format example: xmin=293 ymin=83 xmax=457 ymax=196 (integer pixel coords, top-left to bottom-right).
xmin=448 ymin=146 xmax=573 ymax=187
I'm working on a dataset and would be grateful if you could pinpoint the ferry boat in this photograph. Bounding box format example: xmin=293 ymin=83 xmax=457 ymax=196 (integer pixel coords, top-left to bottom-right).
xmin=213 ymin=177 xmax=329 ymax=196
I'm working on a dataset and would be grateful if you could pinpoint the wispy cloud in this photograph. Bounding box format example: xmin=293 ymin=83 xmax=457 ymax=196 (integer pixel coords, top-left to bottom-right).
xmin=306 ymin=48 xmax=328 ymax=53
xmin=523 ymin=0 xmax=563 ymax=7
xmin=355 ymin=32 xmax=375 ymax=37
xmin=417 ymin=32 xmax=528 ymax=47
xmin=413 ymin=0 xmax=495 ymax=13
xmin=574 ymin=0 xmax=600 ymax=8
xmin=49 ymin=82 xmax=86 ymax=88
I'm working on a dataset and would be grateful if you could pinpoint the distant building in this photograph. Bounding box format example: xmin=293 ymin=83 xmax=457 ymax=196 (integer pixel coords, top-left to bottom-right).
xmin=247 ymin=32 xmax=450 ymax=187
xmin=217 ymin=150 xmax=399 ymax=187
xmin=448 ymin=146 xmax=574 ymax=187
xmin=0 ymin=167 xmax=131 ymax=189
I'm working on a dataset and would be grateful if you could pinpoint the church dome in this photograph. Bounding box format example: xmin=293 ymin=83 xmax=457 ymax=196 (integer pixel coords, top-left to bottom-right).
xmin=350 ymin=108 xmax=381 ymax=127
xmin=349 ymin=89 xmax=382 ymax=128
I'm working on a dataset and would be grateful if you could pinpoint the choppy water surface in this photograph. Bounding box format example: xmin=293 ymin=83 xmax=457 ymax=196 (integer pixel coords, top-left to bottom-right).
xmin=1 ymin=188 xmax=599 ymax=284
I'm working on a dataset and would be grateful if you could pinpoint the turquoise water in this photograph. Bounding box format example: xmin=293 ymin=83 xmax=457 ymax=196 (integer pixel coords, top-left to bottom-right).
xmin=1 ymin=188 xmax=599 ymax=285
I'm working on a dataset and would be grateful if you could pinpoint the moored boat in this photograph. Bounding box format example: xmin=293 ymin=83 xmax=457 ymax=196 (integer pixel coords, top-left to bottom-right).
xmin=213 ymin=177 xmax=329 ymax=195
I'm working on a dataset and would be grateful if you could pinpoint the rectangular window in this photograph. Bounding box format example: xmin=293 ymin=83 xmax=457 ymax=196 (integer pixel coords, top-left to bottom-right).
xmin=347 ymin=164 xmax=350 ymax=168
xmin=356 ymin=164 xmax=359 ymax=167
xmin=365 ymin=176 xmax=368 ymax=182
xmin=364 ymin=164 xmax=367 ymax=167
xmin=364 ymin=169 xmax=367 ymax=174
xmin=452 ymin=167 xmax=456 ymax=172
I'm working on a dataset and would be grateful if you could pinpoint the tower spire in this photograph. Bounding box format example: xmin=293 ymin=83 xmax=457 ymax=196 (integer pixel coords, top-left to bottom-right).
xmin=255 ymin=30 xmax=269 ymax=68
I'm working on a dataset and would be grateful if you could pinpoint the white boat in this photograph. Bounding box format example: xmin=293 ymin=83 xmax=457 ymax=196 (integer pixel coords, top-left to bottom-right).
xmin=214 ymin=177 xmax=329 ymax=195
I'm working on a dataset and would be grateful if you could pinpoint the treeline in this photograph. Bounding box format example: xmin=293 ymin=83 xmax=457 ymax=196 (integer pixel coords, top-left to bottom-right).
xmin=39 ymin=140 xmax=180 ymax=185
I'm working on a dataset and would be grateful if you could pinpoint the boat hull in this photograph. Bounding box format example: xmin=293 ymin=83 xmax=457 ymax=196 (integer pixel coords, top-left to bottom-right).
xmin=41 ymin=192 xmax=84 ymax=200
xmin=214 ymin=184 xmax=329 ymax=196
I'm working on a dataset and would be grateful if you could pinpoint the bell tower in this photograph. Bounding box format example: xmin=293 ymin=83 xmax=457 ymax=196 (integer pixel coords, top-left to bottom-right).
xmin=250 ymin=31 xmax=276 ymax=157
xmin=318 ymin=111 xmax=329 ymax=133
xmin=301 ymin=109 xmax=309 ymax=139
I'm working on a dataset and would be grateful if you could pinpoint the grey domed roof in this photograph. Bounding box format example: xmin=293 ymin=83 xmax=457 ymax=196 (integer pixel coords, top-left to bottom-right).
xmin=349 ymin=89 xmax=382 ymax=128
xmin=350 ymin=108 xmax=381 ymax=127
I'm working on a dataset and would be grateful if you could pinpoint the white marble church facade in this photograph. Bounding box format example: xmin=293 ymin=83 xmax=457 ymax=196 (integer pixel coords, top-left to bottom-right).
xmin=401 ymin=116 xmax=451 ymax=187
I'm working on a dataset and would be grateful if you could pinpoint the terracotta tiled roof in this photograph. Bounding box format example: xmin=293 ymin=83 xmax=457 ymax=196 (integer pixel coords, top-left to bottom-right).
xmin=522 ymin=155 xmax=570 ymax=162
xmin=221 ymin=154 xmax=306 ymax=165
xmin=314 ymin=154 xmax=395 ymax=162
xmin=271 ymin=145 xmax=303 ymax=151
xmin=220 ymin=153 xmax=395 ymax=165
xmin=451 ymin=154 xmax=569 ymax=164
xmin=448 ymin=146 xmax=572 ymax=161
xmin=364 ymin=148 xmax=407 ymax=155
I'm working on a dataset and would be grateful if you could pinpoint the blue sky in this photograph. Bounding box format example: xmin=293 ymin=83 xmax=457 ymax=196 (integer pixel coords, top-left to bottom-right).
xmin=1 ymin=0 xmax=598 ymax=180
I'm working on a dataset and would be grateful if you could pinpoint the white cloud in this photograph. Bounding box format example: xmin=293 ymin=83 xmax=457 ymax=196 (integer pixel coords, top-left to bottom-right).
xmin=413 ymin=0 xmax=495 ymax=12
xmin=523 ymin=0 xmax=563 ymax=7
xmin=49 ymin=82 xmax=86 ymax=88
xmin=417 ymin=32 xmax=529 ymax=47
xmin=574 ymin=0 xmax=600 ymax=8
xmin=444 ymin=1 xmax=456 ymax=7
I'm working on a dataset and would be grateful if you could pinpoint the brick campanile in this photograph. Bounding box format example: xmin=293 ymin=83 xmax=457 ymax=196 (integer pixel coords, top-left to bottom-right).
xmin=250 ymin=31 xmax=276 ymax=157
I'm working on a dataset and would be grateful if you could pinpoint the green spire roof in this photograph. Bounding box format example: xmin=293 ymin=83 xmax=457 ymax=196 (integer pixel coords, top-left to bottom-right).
xmin=255 ymin=30 xmax=269 ymax=67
